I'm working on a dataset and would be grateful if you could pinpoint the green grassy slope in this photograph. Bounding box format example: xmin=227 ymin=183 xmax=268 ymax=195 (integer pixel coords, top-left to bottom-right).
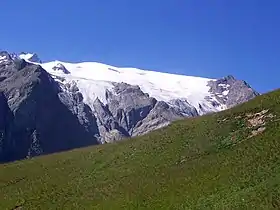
xmin=1 ymin=89 xmax=280 ymax=210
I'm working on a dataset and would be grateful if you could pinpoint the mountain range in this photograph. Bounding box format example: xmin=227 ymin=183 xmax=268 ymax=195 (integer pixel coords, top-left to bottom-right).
xmin=0 ymin=51 xmax=258 ymax=162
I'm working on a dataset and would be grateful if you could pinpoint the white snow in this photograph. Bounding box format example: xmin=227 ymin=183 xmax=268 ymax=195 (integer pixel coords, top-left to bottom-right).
xmin=16 ymin=54 xmax=229 ymax=113
xmin=218 ymin=84 xmax=230 ymax=88
xmin=74 ymin=79 xmax=114 ymax=105
xmin=19 ymin=53 xmax=35 ymax=61
xmin=222 ymin=90 xmax=230 ymax=96
xmin=40 ymin=60 xmax=219 ymax=111
xmin=0 ymin=55 xmax=7 ymax=61
xmin=0 ymin=55 xmax=8 ymax=64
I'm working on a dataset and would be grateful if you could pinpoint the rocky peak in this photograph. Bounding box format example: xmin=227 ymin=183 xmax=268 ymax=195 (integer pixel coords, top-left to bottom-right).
xmin=0 ymin=58 xmax=99 ymax=162
xmin=0 ymin=51 xmax=12 ymax=64
xmin=52 ymin=63 xmax=70 ymax=74
xmin=19 ymin=52 xmax=42 ymax=63
xmin=207 ymin=75 xmax=259 ymax=108
xmin=224 ymin=75 xmax=236 ymax=81
xmin=0 ymin=51 xmax=11 ymax=59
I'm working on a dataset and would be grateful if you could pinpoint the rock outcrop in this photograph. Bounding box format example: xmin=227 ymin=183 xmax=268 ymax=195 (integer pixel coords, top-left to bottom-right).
xmin=208 ymin=75 xmax=259 ymax=108
xmin=0 ymin=54 xmax=99 ymax=162
xmin=92 ymin=83 xmax=190 ymax=142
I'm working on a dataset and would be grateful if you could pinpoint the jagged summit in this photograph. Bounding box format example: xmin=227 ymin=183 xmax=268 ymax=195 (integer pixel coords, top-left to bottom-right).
xmin=19 ymin=52 xmax=42 ymax=63
xmin=52 ymin=63 xmax=70 ymax=74
xmin=0 ymin=51 xmax=42 ymax=64
xmin=0 ymin=51 xmax=12 ymax=61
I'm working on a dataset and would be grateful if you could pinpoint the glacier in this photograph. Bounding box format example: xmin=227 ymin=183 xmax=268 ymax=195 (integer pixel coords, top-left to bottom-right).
xmin=36 ymin=60 xmax=224 ymax=115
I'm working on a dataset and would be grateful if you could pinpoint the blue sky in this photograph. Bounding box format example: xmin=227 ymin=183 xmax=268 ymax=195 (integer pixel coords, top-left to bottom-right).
xmin=1 ymin=0 xmax=279 ymax=93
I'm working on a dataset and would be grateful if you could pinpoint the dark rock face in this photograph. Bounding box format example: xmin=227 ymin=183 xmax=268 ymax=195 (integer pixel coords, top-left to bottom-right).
xmin=208 ymin=75 xmax=259 ymax=108
xmin=52 ymin=63 xmax=70 ymax=74
xmin=0 ymin=54 xmax=99 ymax=162
xmin=93 ymin=83 xmax=189 ymax=142
xmin=168 ymin=99 xmax=199 ymax=117
xmin=0 ymin=92 xmax=13 ymax=161
xmin=107 ymin=83 xmax=157 ymax=134
xmin=58 ymin=81 xmax=100 ymax=139
xmin=132 ymin=101 xmax=185 ymax=136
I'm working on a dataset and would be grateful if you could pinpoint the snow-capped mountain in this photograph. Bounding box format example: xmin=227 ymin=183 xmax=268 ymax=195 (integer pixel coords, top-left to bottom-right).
xmin=0 ymin=50 xmax=258 ymax=162
xmin=19 ymin=52 xmax=42 ymax=63
xmin=40 ymin=60 xmax=257 ymax=113
xmin=41 ymin=61 xmax=221 ymax=115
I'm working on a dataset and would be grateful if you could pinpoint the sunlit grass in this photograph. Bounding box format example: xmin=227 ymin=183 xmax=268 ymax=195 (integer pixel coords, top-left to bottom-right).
xmin=1 ymin=89 xmax=280 ymax=209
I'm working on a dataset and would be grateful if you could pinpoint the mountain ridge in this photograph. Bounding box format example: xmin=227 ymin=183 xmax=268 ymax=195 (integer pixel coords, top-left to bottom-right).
xmin=0 ymin=50 xmax=259 ymax=161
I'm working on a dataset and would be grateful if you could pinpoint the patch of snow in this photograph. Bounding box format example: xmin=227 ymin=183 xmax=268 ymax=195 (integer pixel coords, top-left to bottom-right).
xmin=0 ymin=55 xmax=8 ymax=63
xmin=19 ymin=53 xmax=35 ymax=61
xmin=218 ymin=83 xmax=230 ymax=88
xmin=75 ymin=79 xmax=114 ymax=105
xmin=222 ymin=90 xmax=230 ymax=96
xmin=19 ymin=53 xmax=41 ymax=63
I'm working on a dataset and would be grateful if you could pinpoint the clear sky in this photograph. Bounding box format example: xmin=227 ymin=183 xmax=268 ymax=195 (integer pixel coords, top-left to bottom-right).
xmin=1 ymin=0 xmax=279 ymax=93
